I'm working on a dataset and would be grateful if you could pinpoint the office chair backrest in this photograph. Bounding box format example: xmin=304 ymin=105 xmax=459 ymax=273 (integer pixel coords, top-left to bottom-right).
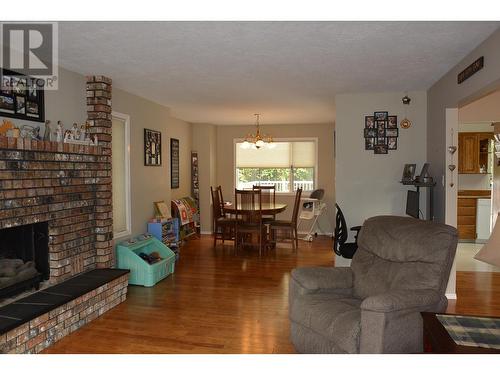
xmin=334 ymin=204 xmax=348 ymax=255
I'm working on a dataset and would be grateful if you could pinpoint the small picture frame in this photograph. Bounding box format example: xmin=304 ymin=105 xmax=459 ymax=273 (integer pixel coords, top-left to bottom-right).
xmin=402 ymin=164 xmax=417 ymax=182
xmin=15 ymin=96 xmax=26 ymax=114
xmin=387 ymin=115 xmax=398 ymax=128
xmin=374 ymin=111 xmax=388 ymax=121
xmin=376 ymin=137 xmax=386 ymax=145
xmin=170 ymin=138 xmax=180 ymax=189
xmin=376 ymin=120 xmax=386 ymax=130
xmin=387 ymin=137 xmax=397 ymax=150
xmin=377 ymin=127 xmax=385 ymax=137
xmin=0 ymin=94 xmax=14 ymax=113
xmin=364 ymin=128 xmax=376 ymax=138
xmin=374 ymin=145 xmax=388 ymax=154
xmin=365 ymin=138 xmax=375 ymax=150
xmin=417 ymin=162 xmax=430 ymax=180
xmin=386 ymin=128 xmax=398 ymax=137
xmin=144 ymin=128 xmax=162 ymax=166
xmin=365 ymin=116 xmax=375 ymax=129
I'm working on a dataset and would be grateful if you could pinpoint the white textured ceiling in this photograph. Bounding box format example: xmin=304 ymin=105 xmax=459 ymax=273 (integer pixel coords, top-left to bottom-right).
xmin=58 ymin=21 xmax=499 ymax=125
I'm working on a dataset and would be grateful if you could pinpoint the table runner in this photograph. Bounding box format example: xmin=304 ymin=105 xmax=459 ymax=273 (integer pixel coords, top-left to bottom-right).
xmin=436 ymin=314 xmax=500 ymax=349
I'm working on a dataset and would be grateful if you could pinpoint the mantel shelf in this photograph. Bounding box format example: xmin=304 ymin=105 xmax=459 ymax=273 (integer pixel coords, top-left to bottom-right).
xmin=0 ymin=135 xmax=103 ymax=156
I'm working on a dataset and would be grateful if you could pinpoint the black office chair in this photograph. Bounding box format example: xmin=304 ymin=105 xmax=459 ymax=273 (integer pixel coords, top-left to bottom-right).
xmin=334 ymin=204 xmax=362 ymax=259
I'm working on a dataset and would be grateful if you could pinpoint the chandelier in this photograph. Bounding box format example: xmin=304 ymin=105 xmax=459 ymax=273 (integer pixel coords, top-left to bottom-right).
xmin=241 ymin=114 xmax=274 ymax=149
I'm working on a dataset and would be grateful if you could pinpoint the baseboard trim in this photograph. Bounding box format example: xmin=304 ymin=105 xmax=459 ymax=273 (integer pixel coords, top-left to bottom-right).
xmin=445 ymin=293 xmax=457 ymax=300
xmin=201 ymin=230 xmax=332 ymax=236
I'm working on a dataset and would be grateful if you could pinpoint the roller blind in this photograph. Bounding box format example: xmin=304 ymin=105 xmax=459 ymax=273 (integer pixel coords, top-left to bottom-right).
xmin=236 ymin=141 xmax=315 ymax=168
xmin=292 ymin=141 xmax=316 ymax=167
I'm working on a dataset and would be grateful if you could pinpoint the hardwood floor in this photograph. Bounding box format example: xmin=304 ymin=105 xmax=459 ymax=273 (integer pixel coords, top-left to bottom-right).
xmin=44 ymin=235 xmax=334 ymax=353
xmin=43 ymin=235 xmax=500 ymax=354
xmin=447 ymin=271 xmax=500 ymax=316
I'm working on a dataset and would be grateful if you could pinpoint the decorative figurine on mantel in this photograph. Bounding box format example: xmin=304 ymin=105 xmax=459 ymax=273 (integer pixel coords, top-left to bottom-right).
xmin=79 ymin=123 xmax=87 ymax=141
xmin=0 ymin=119 xmax=14 ymax=136
xmin=61 ymin=121 xmax=98 ymax=146
xmin=55 ymin=121 xmax=64 ymax=142
xmin=71 ymin=123 xmax=79 ymax=140
xmin=43 ymin=120 xmax=51 ymax=141
xmin=63 ymin=129 xmax=72 ymax=142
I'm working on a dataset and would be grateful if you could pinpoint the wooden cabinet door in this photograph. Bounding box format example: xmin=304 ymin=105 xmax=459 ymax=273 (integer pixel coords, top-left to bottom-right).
xmin=459 ymin=133 xmax=479 ymax=174
xmin=457 ymin=198 xmax=477 ymax=240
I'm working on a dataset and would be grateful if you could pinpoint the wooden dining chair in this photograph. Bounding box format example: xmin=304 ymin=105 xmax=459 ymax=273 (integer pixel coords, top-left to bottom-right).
xmin=211 ymin=186 xmax=236 ymax=247
xmin=212 ymin=185 xmax=225 ymax=217
xmin=234 ymin=188 xmax=266 ymax=255
xmin=253 ymin=184 xmax=276 ymax=221
xmin=269 ymin=188 xmax=302 ymax=252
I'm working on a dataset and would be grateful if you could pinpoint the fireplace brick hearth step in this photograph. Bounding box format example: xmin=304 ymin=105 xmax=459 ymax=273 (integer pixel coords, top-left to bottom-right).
xmin=0 ymin=268 xmax=129 ymax=354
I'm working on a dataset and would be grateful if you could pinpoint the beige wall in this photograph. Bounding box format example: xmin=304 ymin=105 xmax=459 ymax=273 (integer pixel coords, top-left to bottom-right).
xmin=0 ymin=66 xmax=86 ymax=132
xmin=427 ymin=27 xmax=500 ymax=223
xmin=215 ymin=123 xmax=335 ymax=234
xmin=459 ymin=122 xmax=495 ymax=132
xmin=113 ymin=88 xmax=192 ymax=237
xmin=459 ymin=90 xmax=500 ymax=124
xmin=335 ymin=91 xmax=427 ymax=265
xmin=192 ymin=123 xmax=218 ymax=232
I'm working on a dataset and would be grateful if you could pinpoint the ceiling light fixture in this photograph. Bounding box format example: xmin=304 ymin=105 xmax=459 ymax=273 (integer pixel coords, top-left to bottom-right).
xmin=241 ymin=114 xmax=274 ymax=149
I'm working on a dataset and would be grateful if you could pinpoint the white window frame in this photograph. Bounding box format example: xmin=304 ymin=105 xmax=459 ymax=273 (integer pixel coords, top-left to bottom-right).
xmin=233 ymin=137 xmax=318 ymax=196
xmin=112 ymin=111 xmax=132 ymax=239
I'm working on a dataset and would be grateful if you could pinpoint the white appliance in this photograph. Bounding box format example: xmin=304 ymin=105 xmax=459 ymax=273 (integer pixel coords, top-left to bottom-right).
xmin=476 ymin=198 xmax=492 ymax=242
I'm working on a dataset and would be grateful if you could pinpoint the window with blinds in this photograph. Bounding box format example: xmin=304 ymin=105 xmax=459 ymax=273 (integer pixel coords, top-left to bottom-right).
xmin=235 ymin=140 xmax=316 ymax=192
xmin=112 ymin=115 xmax=131 ymax=238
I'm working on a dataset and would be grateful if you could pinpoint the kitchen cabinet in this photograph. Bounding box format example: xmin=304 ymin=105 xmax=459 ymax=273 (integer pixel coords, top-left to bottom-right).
xmin=458 ymin=132 xmax=494 ymax=174
xmin=458 ymin=198 xmax=477 ymax=240
xmin=457 ymin=190 xmax=492 ymax=240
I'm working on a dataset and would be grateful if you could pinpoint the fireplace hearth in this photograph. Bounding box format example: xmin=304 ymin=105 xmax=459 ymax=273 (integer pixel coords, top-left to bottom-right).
xmin=0 ymin=222 xmax=49 ymax=300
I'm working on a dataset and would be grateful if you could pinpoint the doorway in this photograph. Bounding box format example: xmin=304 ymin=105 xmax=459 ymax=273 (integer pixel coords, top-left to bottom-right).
xmin=456 ymin=89 xmax=500 ymax=272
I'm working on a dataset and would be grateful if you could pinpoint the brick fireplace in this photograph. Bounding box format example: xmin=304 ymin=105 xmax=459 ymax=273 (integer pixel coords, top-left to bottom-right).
xmin=0 ymin=76 xmax=129 ymax=353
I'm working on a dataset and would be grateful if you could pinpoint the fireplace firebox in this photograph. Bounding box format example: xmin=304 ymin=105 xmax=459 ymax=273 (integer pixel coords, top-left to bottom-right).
xmin=0 ymin=222 xmax=49 ymax=299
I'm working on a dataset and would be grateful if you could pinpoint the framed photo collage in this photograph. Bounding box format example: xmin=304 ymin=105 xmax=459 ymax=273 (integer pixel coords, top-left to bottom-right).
xmin=364 ymin=111 xmax=398 ymax=154
xmin=0 ymin=69 xmax=45 ymax=122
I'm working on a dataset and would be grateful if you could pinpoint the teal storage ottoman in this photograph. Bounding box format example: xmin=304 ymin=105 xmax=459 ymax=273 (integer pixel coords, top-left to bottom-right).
xmin=116 ymin=234 xmax=176 ymax=287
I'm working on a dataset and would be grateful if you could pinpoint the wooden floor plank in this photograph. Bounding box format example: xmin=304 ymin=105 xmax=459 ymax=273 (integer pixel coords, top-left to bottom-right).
xmin=43 ymin=235 xmax=500 ymax=354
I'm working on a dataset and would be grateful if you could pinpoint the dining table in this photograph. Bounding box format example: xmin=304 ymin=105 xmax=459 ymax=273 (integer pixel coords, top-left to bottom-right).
xmin=223 ymin=202 xmax=287 ymax=216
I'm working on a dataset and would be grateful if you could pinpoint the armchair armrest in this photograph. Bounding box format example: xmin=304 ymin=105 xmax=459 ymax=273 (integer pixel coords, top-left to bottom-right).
xmin=360 ymin=289 xmax=441 ymax=313
xmin=291 ymin=267 xmax=353 ymax=294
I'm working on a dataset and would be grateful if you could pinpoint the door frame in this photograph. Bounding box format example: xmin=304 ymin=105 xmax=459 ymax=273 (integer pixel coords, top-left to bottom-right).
xmin=444 ymin=108 xmax=458 ymax=300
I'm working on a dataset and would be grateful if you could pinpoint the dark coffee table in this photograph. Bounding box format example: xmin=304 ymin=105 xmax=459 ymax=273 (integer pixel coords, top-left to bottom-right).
xmin=421 ymin=312 xmax=500 ymax=353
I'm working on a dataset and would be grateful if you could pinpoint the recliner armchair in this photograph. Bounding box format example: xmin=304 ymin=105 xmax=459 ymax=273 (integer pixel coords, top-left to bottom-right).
xmin=289 ymin=215 xmax=457 ymax=353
